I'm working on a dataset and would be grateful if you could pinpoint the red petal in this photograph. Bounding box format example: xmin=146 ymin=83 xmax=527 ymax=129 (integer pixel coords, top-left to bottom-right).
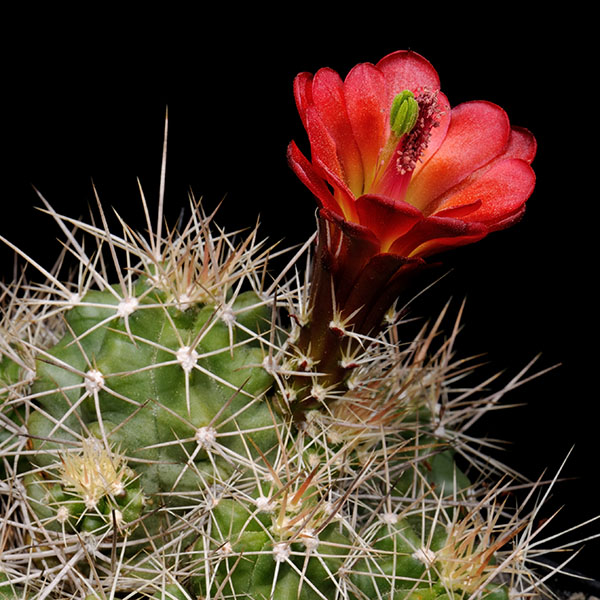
xmin=502 ymin=126 xmax=537 ymax=163
xmin=433 ymin=158 xmax=536 ymax=226
xmin=376 ymin=50 xmax=441 ymax=106
xmin=407 ymin=101 xmax=511 ymax=213
xmin=320 ymin=207 xmax=379 ymax=247
xmin=435 ymin=199 xmax=482 ymax=219
xmin=304 ymin=106 xmax=360 ymax=221
xmin=287 ymin=141 xmax=344 ymax=217
xmin=304 ymin=105 xmax=346 ymax=182
xmin=344 ymin=62 xmax=387 ymax=190
xmin=293 ymin=72 xmax=314 ymax=131
xmin=310 ymin=67 xmax=364 ymax=196
xmin=389 ymin=215 xmax=487 ymax=257
xmin=411 ymin=230 xmax=489 ymax=258
xmin=485 ymin=204 xmax=526 ymax=232
xmin=355 ymin=194 xmax=423 ymax=251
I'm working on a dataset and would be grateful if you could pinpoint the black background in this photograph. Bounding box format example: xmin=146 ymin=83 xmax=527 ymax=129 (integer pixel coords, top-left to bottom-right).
xmin=4 ymin=11 xmax=598 ymax=581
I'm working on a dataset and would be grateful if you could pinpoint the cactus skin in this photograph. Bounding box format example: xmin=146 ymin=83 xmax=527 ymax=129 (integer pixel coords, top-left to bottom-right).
xmin=26 ymin=281 xmax=276 ymax=536
xmin=0 ymin=573 xmax=20 ymax=600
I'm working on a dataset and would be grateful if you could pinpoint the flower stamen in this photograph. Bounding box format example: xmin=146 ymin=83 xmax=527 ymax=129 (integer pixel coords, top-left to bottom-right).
xmin=396 ymin=87 xmax=443 ymax=175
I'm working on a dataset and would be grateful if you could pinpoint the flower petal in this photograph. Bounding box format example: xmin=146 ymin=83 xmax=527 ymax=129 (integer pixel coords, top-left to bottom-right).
xmin=501 ymin=126 xmax=537 ymax=163
xmin=435 ymin=199 xmax=482 ymax=219
xmin=433 ymin=158 xmax=536 ymax=226
xmin=484 ymin=204 xmax=526 ymax=232
xmin=344 ymin=62 xmax=388 ymax=191
xmin=293 ymin=72 xmax=314 ymax=130
xmin=407 ymin=101 xmax=511 ymax=213
xmin=310 ymin=67 xmax=364 ymax=196
xmin=355 ymin=194 xmax=423 ymax=251
xmin=389 ymin=215 xmax=487 ymax=257
xmin=320 ymin=207 xmax=379 ymax=248
xmin=303 ymin=106 xmax=360 ymax=221
xmin=376 ymin=50 xmax=441 ymax=105
xmin=287 ymin=141 xmax=344 ymax=217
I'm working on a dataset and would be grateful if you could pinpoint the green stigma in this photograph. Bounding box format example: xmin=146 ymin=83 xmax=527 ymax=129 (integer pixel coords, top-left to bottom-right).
xmin=390 ymin=90 xmax=419 ymax=137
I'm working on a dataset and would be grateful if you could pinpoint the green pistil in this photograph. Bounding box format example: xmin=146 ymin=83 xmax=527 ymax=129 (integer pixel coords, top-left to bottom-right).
xmin=390 ymin=90 xmax=419 ymax=137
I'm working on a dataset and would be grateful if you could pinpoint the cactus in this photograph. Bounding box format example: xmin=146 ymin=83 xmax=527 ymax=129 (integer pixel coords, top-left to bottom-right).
xmin=1 ymin=49 xmax=597 ymax=600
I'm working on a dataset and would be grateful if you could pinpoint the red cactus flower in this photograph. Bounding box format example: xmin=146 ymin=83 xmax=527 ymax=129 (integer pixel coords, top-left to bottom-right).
xmin=288 ymin=50 xmax=536 ymax=261
xmin=286 ymin=51 xmax=537 ymax=407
